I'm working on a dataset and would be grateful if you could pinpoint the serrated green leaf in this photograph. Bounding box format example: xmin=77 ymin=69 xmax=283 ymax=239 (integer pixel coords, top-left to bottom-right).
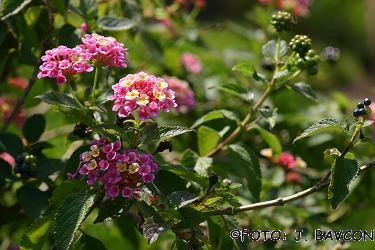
xmin=98 ymin=16 xmax=136 ymax=31
xmin=293 ymin=118 xmax=344 ymax=144
xmin=90 ymin=123 xmax=129 ymax=142
xmin=328 ymin=157 xmax=358 ymax=209
xmin=140 ymin=122 xmax=158 ymax=137
xmin=194 ymin=156 xmax=212 ymax=177
xmin=159 ymin=164 xmax=208 ymax=189
xmin=0 ymin=132 xmax=24 ymax=157
xmin=95 ymin=89 xmax=113 ymax=105
xmin=288 ymin=82 xmax=318 ymax=100
xmin=217 ymin=190 xmax=242 ymax=207
xmin=232 ymin=62 xmax=255 ymax=76
xmin=58 ymin=24 xmax=81 ymax=48
xmin=145 ymin=170 xmax=187 ymax=199
xmin=50 ymin=180 xmax=89 ymax=206
xmin=80 ymin=0 xmax=98 ymax=19
xmin=135 ymin=201 xmax=164 ymax=222
xmin=3 ymin=13 xmax=26 ymax=41
xmin=262 ymin=40 xmax=277 ymax=59
xmin=16 ymin=185 xmax=49 ymax=221
xmin=54 ymin=193 xmax=96 ymax=250
xmin=191 ymin=109 xmax=237 ymax=129
xmin=228 ymin=144 xmax=262 ymax=202
xmin=198 ymin=126 xmax=220 ymax=156
xmin=222 ymin=215 xmax=249 ymax=250
xmin=258 ymin=108 xmax=278 ymax=129
xmin=180 ymin=149 xmax=199 ymax=169
xmin=214 ymin=83 xmax=254 ymax=103
xmin=23 ymin=114 xmax=45 ymax=143
xmin=36 ymin=158 xmax=65 ymax=179
xmin=20 ymin=214 xmax=54 ymax=250
xmin=253 ymin=125 xmax=282 ymax=160
xmin=56 ymin=110 xmax=97 ymax=127
xmin=142 ymin=125 xmax=194 ymax=144
xmin=74 ymin=231 xmax=108 ymax=250
xmin=1 ymin=0 xmax=32 ymax=20
xmin=35 ymin=91 xmax=83 ymax=110
xmin=143 ymin=218 xmax=174 ymax=245
xmin=165 ymin=191 xmax=198 ymax=209
xmin=323 ymin=148 xmax=340 ymax=165
xmin=63 ymin=145 xmax=91 ymax=180
xmin=94 ymin=197 xmax=136 ymax=224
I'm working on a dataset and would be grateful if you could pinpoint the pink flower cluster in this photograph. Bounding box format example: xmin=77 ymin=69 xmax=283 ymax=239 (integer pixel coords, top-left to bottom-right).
xmin=181 ymin=53 xmax=202 ymax=75
xmin=109 ymin=72 xmax=178 ymax=120
xmin=80 ymin=33 xmax=129 ymax=68
xmin=259 ymin=0 xmax=312 ymax=17
xmin=38 ymin=34 xmax=129 ymax=85
xmin=70 ymin=136 xmax=158 ymax=199
xmin=37 ymin=46 xmax=93 ymax=85
xmin=162 ymin=76 xmax=195 ymax=112
xmin=0 ymin=95 xmax=27 ymax=128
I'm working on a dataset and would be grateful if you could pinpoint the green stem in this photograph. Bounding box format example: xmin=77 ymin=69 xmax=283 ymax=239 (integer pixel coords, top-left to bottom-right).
xmin=66 ymin=81 xmax=86 ymax=110
xmin=91 ymin=66 xmax=102 ymax=106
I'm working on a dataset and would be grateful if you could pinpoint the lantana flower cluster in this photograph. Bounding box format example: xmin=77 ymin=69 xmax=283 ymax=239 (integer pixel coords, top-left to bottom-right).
xmin=181 ymin=53 xmax=202 ymax=75
xmin=70 ymin=136 xmax=158 ymax=199
xmin=162 ymin=76 xmax=195 ymax=113
xmin=259 ymin=0 xmax=312 ymax=17
xmin=38 ymin=34 xmax=129 ymax=85
xmin=109 ymin=71 xmax=178 ymax=120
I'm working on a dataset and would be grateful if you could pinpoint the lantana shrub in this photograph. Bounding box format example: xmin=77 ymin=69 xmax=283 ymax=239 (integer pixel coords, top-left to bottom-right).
xmin=0 ymin=1 xmax=374 ymax=250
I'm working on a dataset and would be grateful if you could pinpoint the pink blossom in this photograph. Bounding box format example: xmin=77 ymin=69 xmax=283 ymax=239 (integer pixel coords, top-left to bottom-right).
xmin=276 ymin=152 xmax=298 ymax=169
xmin=142 ymin=173 xmax=155 ymax=183
xmin=181 ymin=53 xmax=202 ymax=75
xmin=109 ymin=72 xmax=177 ymax=120
xmin=122 ymin=187 xmax=133 ymax=197
xmin=80 ymin=33 xmax=129 ymax=68
xmin=162 ymin=76 xmax=195 ymax=113
xmin=81 ymin=23 xmax=89 ymax=32
xmin=0 ymin=152 xmax=15 ymax=167
xmin=38 ymin=46 xmax=93 ymax=85
xmin=285 ymin=171 xmax=301 ymax=184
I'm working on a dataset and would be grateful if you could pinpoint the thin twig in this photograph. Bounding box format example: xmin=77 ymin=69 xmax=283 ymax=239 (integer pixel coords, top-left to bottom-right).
xmin=212 ymin=160 xmax=375 ymax=215
xmin=0 ymin=0 xmax=54 ymax=134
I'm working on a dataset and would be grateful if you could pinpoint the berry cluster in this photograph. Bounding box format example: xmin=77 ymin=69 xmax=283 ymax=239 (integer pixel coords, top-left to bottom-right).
xmin=295 ymin=49 xmax=320 ymax=75
xmin=289 ymin=35 xmax=312 ymax=57
xmin=353 ymin=98 xmax=372 ymax=118
xmin=271 ymin=11 xmax=294 ymax=32
xmin=14 ymin=154 xmax=37 ymax=179
xmin=68 ymin=136 xmax=158 ymax=199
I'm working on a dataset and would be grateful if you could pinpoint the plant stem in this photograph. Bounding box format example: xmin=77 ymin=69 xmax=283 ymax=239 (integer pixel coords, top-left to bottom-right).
xmin=66 ymin=81 xmax=86 ymax=110
xmin=91 ymin=66 xmax=102 ymax=106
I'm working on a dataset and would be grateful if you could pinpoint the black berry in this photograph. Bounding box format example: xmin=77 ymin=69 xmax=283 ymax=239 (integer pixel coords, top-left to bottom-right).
xmin=308 ymin=65 xmax=318 ymax=75
xmin=15 ymin=155 xmax=23 ymax=164
xmin=357 ymin=103 xmax=364 ymax=109
xmin=364 ymin=98 xmax=371 ymax=106
xmin=359 ymin=108 xmax=366 ymax=116
xmin=21 ymin=163 xmax=30 ymax=172
xmin=353 ymin=109 xmax=360 ymax=117
xmin=14 ymin=165 xmax=21 ymax=174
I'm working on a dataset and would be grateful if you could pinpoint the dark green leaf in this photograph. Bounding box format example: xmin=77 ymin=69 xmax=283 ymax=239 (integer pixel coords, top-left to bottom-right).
xmin=94 ymin=197 xmax=136 ymax=224
xmin=191 ymin=109 xmax=237 ymax=129
xmin=36 ymin=158 xmax=65 ymax=179
xmin=293 ymin=118 xmax=344 ymax=144
xmin=121 ymin=0 xmax=142 ymax=23
xmin=258 ymin=108 xmax=278 ymax=129
xmin=19 ymin=42 xmax=36 ymax=65
xmin=142 ymin=125 xmax=194 ymax=144
xmin=0 ymin=159 xmax=19 ymax=182
xmin=139 ymin=30 xmax=164 ymax=64
xmin=180 ymin=149 xmax=199 ymax=169
xmin=165 ymin=191 xmax=198 ymax=209
xmin=288 ymin=82 xmax=318 ymax=100
xmin=1 ymin=0 xmax=32 ymax=20
xmin=145 ymin=170 xmax=187 ymax=199
xmin=74 ymin=231 xmax=108 ymax=250
xmin=80 ymin=0 xmax=98 ymax=19
xmin=63 ymin=145 xmax=91 ymax=180
xmin=135 ymin=201 xmax=164 ymax=222
xmin=56 ymin=110 xmax=97 ymax=127
xmin=58 ymin=24 xmax=81 ymax=48
xmin=4 ymin=12 xmax=26 ymax=43
xmin=214 ymin=83 xmax=254 ymax=103
xmin=0 ymin=132 xmax=24 ymax=157
xmin=23 ymin=114 xmax=45 ymax=144
xmin=143 ymin=218 xmax=174 ymax=245
xmin=89 ymin=123 xmax=129 ymax=142
xmin=253 ymin=125 xmax=282 ymax=160
xmin=216 ymin=190 xmax=242 ymax=207
xmin=19 ymin=214 xmax=54 ymax=250
xmin=198 ymin=126 xmax=220 ymax=156
xmin=98 ymin=16 xmax=136 ymax=31
xmin=16 ymin=185 xmax=49 ymax=221
xmin=159 ymin=164 xmax=208 ymax=189
xmin=35 ymin=91 xmax=83 ymax=110
xmin=54 ymin=193 xmax=96 ymax=250
xmin=170 ymin=239 xmax=189 ymax=250
xmin=50 ymin=180 xmax=89 ymax=206
xmin=95 ymin=89 xmax=113 ymax=105
xmin=228 ymin=144 xmax=262 ymax=202
xmin=328 ymin=157 xmax=358 ymax=209
xmin=222 ymin=215 xmax=249 ymax=250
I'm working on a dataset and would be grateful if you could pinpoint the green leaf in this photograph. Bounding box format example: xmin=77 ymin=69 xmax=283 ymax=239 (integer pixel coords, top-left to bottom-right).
xmin=171 ymin=239 xmax=189 ymax=250
xmin=360 ymin=120 xmax=374 ymax=128
xmin=35 ymin=91 xmax=83 ymax=110
xmin=0 ymin=159 xmax=18 ymax=181
xmin=216 ymin=190 xmax=242 ymax=207
xmin=20 ymin=214 xmax=54 ymax=250
xmin=63 ymin=145 xmax=91 ymax=180
xmin=24 ymin=6 xmax=42 ymax=27
xmin=16 ymin=185 xmax=49 ymax=221
xmin=232 ymin=62 xmax=265 ymax=81
xmin=97 ymin=16 xmax=136 ymax=30
xmin=222 ymin=215 xmax=249 ymax=250
xmin=328 ymin=157 xmax=358 ymax=209
xmin=54 ymin=193 xmax=96 ymax=250
xmin=258 ymin=108 xmax=278 ymax=129
xmin=143 ymin=217 xmax=174 ymax=245
xmin=142 ymin=125 xmax=194 ymax=144
xmin=4 ymin=13 xmax=26 ymax=41
xmin=58 ymin=24 xmax=81 ymax=48
xmin=0 ymin=132 xmax=24 ymax=157
xmin=50 ymin=180 xmax=89 ymax=206
xmin=95 ymin=89 xmax=113 ymax=105
xmin=253 ymin=125 xmax=282 ymax=160
xmin=228 ymin=144 xmax=262 ymax=202
xmin=165 ymin=191 xmax=198 ymax=209
xmin=79 ymin=0 xmax=98 ymax=19
xmin=56 ymin=110 xmax=97 ymax=127
xmin=121 ymin=0 xmax=142 ymax=22
xmin=262 ymin=40 xmax=276 ymax=59
xmin=74 ymin=231 xmax=108 ymax=250
xmin=136 ymin=201 xmax=164 ymax=221
xmin=191 ymin=110 xmax=237 ymax=129
xmin=214 ymin=83 xmax=254 ymax=103
xmin=94 ymin=197 xmax=136 ymax=224
xmin=159 ymin=164 xmax=208 ymax=189
xmin=194 ymin=156 xmax=212 ymax=177
xmin=23 ymin=114 xmax=45 ymax=143
xmin=180 ymin=149 xmax=199 ymax=169
xmin=293 ymin=118 xmax=344 ymax=144
xmin=288 ymin=82 xmax=318 ymax=100
xmin=36 ymin=159 xmax=65 ymax=179
xmin=361 ymin=138 xmax=375 ymax=149
xmin=198 ymin=126 xmax=221 ymax=156
xmin=1 ymin=0 xmax=32 ymax=20
xmin=90 ymin=123 xmax=129 ymax=142
xmin=145 ymin=170 xmax=188 ymax=199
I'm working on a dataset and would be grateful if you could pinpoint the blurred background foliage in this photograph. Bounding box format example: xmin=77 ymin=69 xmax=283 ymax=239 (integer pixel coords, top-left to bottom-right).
xmin=1 ymin=0 xmax=375 ymax=249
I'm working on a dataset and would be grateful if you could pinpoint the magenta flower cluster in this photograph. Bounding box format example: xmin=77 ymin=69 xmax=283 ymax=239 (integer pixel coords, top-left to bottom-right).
xmin=38 ymin=34 xmax=129 ymax=85
xmin=70 ymin=136 xmax=158 ymax=199
xmin=109 ymin=71 xmax=178 ymax=120
xmin=162 ymin=75 xmax=195 ymax=113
